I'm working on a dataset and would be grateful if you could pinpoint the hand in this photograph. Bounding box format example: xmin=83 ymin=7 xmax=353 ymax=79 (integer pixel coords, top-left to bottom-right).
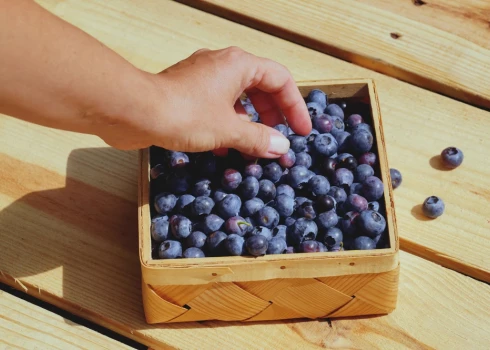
xmin=99 ymin=47 xmax=311 ymax=158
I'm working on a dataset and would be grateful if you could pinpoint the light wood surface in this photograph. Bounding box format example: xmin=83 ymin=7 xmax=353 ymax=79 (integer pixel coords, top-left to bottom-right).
xmin=0 ymin=0 xmax=489 ymax=349
xmin=176 ymin=0 xmax=490 ymax=110
xmin=34 ymin=0 xmax=490 ymax=281
xmin=0 ymin=290 xmax=133 ymax=350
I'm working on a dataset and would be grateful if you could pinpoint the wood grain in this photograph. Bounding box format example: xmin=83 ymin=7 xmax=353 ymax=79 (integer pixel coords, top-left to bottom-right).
xmin=0 ymin=290 xmax=133 ymax=350
xmin=25 ymin=0 xmax=490 ymax=281
xmin=176 ymin=0 xmax=490 ymax=110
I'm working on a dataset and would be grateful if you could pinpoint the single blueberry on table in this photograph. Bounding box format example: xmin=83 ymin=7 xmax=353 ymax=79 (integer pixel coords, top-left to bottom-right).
xmin=288 ymin=135 xmax=308 ymax=153
xmin=264 ymin=162 xmax=284 ymax=183
xmin=345 ymin=194 xmax=368 ymax=212
xmin=306 ymin=102 xmax=324 ymax=119
xmin=258 ymin=179 xmax=277 ymax=202
xmin=192 ymin=179 xmax=212 ymax=197
xmin=273 ymin=124 xmax=289 ymax=137
xmin=158 ymin=240 xmax=182 ymax=259
xmin=358 ymin=152 xmax=376 ymax=166
xmin=306 ymin=89 xmax=328 ymax=108
xmin=185 ymin=231 xmax=207 ymax=249
xmin=206 ymin=231 xmax=228 ymax=256
xmin=350 ymin=129 xmax=374 ymax=154
xmin=279 ymin=149 xmax=296 ymax=169
xmin=244 ymin=163 xmax=263 ymax=180
xmin=272 ymin=194 xmax=295 ymax=217
xmin=308 ymin=175 xmax=330 ymax=196
xmin=327 ymin=186 xmax=347 ymax=204
xmin=323 ymin=227 xmax=343 ymax=251
xmin=245 ymin=235 xmax=269 ymax=256
xmin=224 ymin=234 xmax=246 ymax=256
xmin=389 ymin=168 xmax=402 ymax=189
xmin=191 ymin=196 xmax=215 ymax=216
xmin=358 ymin=209 xmax=386 ymax=238
xmin=288 ymin=165 xmax=311 ymax=189
xmin=225 ymin=216 xmax=252 ymax=236
xmin=151 ymin=216 xmax=170 ymax=243
xmin=239 ymin=176 xmax=260 ymax=200
xmin=313 ymin=133 xmax=338 ymax=157
xmin=326 ymin=115 xmax=345 ymax=138
xmin=221 ymin=169 xmax=242 ymax=191
xmin=267 ymin=237 xmax=288 ymax=254
xmin=241 ymin=197 xmax=265 ymax=217
xmin=183 ymin=247 xmax=205 ymax=258
xmin=345 ymin=114 xmax=364 ymax=129
xmin=441 ymin=147 xmax=464 ymax=169
xmin=288 ymin=218 xmax=318 ymax=245
xmin=355 ymin=164 xmax=375 ymax=183
xmin=255 ymin=206 xmax=280 ymax=229
xmin=316 ymin=195 xmax=336 ymax=212
xmin=422 ymin=196 xmax=445 ymax=218
xmin=315 ymin=210 xmax=339 ymax=230
xmin=201 ymin=214 xmax=225 ymax=234
xmin=294 ymin=152 xmax=312 ymax=169
xmin=333 ymin=168 xmax=354 ymax=187
xmin=325 ymin=103 xmax=344 ymax=120
xmin=276 ymin=184 xmax=295 ymax=198
xmin=175 ymin=194 xmax=195 ymax=214
xmin=170 ymin=215 xmax=193 ymax=239
xmin=312 ymin=115 xmax=333 ymax=133
xmin=217 ymin=194 xmax=242 ymax=219
xmin=362 ymin=176 xmax=384 ymax=201
xmin=352 ymin=236 xmax=376 ymax=250
xmin=154 ymin=193 xmax=177 ymax=214
xmin=296 ymin=201 xmax=317 ymax=219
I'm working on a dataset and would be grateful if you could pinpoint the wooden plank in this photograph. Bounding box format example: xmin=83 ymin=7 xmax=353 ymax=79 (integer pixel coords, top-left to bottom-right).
xmin=175 ymin=0 xmax=490 ymax=110
xmin=20 ymin=0 xmax=490 ymax=281
xmin=0 ymin=290 xmax=134 ymax=350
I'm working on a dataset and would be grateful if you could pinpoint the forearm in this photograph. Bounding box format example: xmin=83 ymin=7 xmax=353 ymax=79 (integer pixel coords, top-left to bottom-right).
xmin=0 ymin=0 xmax=155 ymax=135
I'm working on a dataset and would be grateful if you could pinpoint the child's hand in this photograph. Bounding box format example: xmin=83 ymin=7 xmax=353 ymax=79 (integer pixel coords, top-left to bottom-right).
xmin=98 ymin=47 xmax=311 ymax=158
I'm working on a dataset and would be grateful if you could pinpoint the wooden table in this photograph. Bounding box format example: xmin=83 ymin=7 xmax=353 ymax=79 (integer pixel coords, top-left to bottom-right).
xmin=1 ymin=1 xmax=489 ymax=349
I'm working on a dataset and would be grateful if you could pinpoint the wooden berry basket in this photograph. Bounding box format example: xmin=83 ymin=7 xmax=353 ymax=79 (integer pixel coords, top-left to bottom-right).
xmin=138 ymin=78 xmax=400 ymax=324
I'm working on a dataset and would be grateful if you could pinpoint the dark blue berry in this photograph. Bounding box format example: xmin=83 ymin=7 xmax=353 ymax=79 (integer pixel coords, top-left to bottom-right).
xmin=306 ymin=89 xmax=327 ymax=108
xmin=249 ymin=226 xmax=273 ymax=241
xmin=288 ymin=135 xmax=308 ymax=153
xmin=267 ymin=237 xmax=287 ymax=254
xmin=306 ymin=102 xmax=323 ymax=118
xmin=337 ymin=155 xmax=358 ymax=171
xmin=257 ymin=179 xmax=276 ymax=202
xmin=324 ymin=227 xmax=343 ymax=251
xmin=335 ymin=131 xmax=351 ymax=152
xmin=333 ymin=168 xmax=354 ymax=187
xmin=313 ymin=133 xmax=338 ymax=156
xmin=239 ymin=176 xmax=260 ymax=200
xmin=169 ymin=151 xmax=189 ymax=169
xmin=325 ymin=103 xmax=344 ymax=120
xmin=154 ymin=193 xmax=177 ymax=214
xmin=441 ymin=147 xmax=464 ymax=169
xmin=217 ymin=194 xmax=242 ymax=219
xmin=255 ymin=206 xmax=280 ymax=229
xmin=191 ymin=196 xmax=215 ymax=216
xmin=201 ymin=214 xmax=225 ymax=234
xmin=206 ymin=231 xmax=227 ymax=256
xmin=212 ymin=188 xmax=228 ymax=203
xmin=327 ymin=186 xmax=347 ymax=204
xmin=288 ymin=165 xmax=310 ymax=189
xmin=276 ymin=184 xmax=295 ymax=198
xmin=358 ymin=210 xmax=386 ymax=238
xmin=271 ymin=225 xmax=287 ymax=241
xmin=175 ymin=194 xmax=195 ymax=214
xmin=355 ymin=164 xmax=375 ymax=183
xmin=272 ymin=194 xmax=295 ymax=217
xmin=192 ymin=179 xmax=212 ymax=197
xmin=349 ymin=182 xmax=363 ymax=195
xmin=289 ymin=218 xmax=318 ymax=245
xmin=284 ymin=216 xmax=296 ymax=227
xmin=345 ymin=194 xmax=368 ymax=212
xmin=350 ymin=129 xmax=373 ymax=154
xmin=341 ymin=211 xmax=360 ymax=237
xmin=170 ymin=215 xmax=193 ymax=239
xmin=296 ymin=201 xmax=317 ymax=219
xmin=362 ymin=176 xmax=384 ymax=201
xmin=390 ymin=168 xmax=402 ymax=189
xmin=351 ymin=123 xmax=372 ymax=134
xmin=308 ymin=175 xmax=330 ymax=196
xmin=352 ymin=236 xmax=376 ymax=250
xmin=151 ymin=216 xmax=170 ymax=242
xmin=158 ymin=240 xmax=182 ymax=259
xmin=315 ymin=210 xmax=338 ymax=230
xmin=224 ymin=234 xmax=246 ymax=256
xmin=316 ymin=195 xmax=336 ymax=212
xmin=246 ymin=235 xmax=269 ymax=256
xmin=368 ymin=201 xmax=380 ymax=211
xmin=294 ymin=152 xmax=312 ymax=168
xmin=186 ymin=231 xmax=207 ymax=249
xmin=327 ymin=115 xmax=345 ymax=137
xmin=345 ymin=114 xmax=363 ymax=129
xmin=422 ymin=196 xmax=445 ymax=218
xmin=264 ymin=162 xmax=283 ymax=183
xmin=321 ymin=157 xmax=337 ymax=178
xmin=183 ymin=247 xmax=205 ymax=258
xmin=241 ymin=198 xmax=265 ymax=217
xmin=244 ymin=163 xmax=263 ymax=180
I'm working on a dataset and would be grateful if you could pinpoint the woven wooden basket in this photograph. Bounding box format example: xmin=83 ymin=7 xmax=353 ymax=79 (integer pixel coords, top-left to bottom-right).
xmin=138 ymin=79 xmax=400 ymax=324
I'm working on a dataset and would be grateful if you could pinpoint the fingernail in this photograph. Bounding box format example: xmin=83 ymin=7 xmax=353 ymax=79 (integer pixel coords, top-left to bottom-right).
xmin=268 ymin=135 xmax=290 ymax=155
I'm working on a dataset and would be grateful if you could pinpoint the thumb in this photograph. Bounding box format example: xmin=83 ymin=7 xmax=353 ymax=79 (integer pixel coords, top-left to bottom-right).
xmin=222 ymin=119 xmax=290 ymax=158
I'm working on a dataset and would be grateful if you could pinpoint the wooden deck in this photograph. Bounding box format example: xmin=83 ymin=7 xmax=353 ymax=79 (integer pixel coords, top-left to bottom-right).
xmin=1 ymin=0 xmax=489 ymax=349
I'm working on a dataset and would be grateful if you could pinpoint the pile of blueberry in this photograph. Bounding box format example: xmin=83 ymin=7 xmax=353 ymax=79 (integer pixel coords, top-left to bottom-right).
xmin=149 ymin=88 xmax=393 ymax=259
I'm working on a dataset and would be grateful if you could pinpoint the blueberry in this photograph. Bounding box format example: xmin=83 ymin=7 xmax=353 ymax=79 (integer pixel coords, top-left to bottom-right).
xmin=337 ymin=156 xmax=358 ymax=171
xmin=316 ymin=195 xmax=336 ymax=212
xmin=191 ymin=196 xmax=215 ymax=216
xmin=325 ymin=103 xmax=344 ymax=120
xmin=279 ymin=149 xmax=296 ymax=169
xmin=315 ymin=210 xmax=338 ymax=230
xmin=327 ymin=186 xmax=347 ymax=204
xmin=225 ymin=216 xmax=252 ymax=236
xmin=272 ymin=194 xmax=295 ymax=217
xmin=349 ymin=182 xmax=363 ymax=195
xmin=255 ymin=206 xmax=280 ymax=229
xmin=298 ymin=240 xmax=319 ymax=253
xmin=239 ymin=176 xmax=260 ymax=200
xmin=183 ymin=247 xmax=205 ymax=258
xmin=295 ymin=196 xmax=312 ymax=208
xmin=355 ymin=164 xmax=375 ymax=183
xmin=306 ymin=102 xmax=323 ymax=119
xmin=185 ymin=231 xmax=207 ymax=249
xmin=288 ymin=165 xmax=310 ymax=189
xmin=333 ymin=168 xmax=354 ymax=187
xmin=362 ymin=176 xmax=384 ymax=201
xmin=273 ymin=124 xmax=289 ymax=137
xmin=267 ymin=237 xmax=287 ymax=254
xmin=170 ymin=215 xmax=193 ymax=239
xmin=241 ymin=197 xmax=265 ymax=217
xmin=150 ymin=216 xmax=170 ymax=242
xmin=323 ymin=227 xmax=343 ymax=251
xmin=341 ymin=211 xmax=360 ymax=236
xmin=335 ymin=131 xmax=351 ymax=152
xmin=245 ymin=235 xmax=269 ymax=256
xmin=326 ymin=115 xmax=345 ymax=137
xmin=358 ymin=152 xmax=376 ymax=166
xmin=213 ymin=188 xmax=228 ymax=203
xmin=217 ymin=194 xmax=242 ymax=219
xmin=244 ymin=163 xmax=263 ymax=180
xmin=258 ymin=179 xmax=277 ymax=202
xmin=308 ymin=175 xmax=330 ymax=196
xmin=154 ymin=193 xmax=177 ymax=214
xmin=312 ymin=115 xmax=333 ymax=133
xmin=249 ymin=226 xmax=273 ymax=241
xmin=284 ymin=216 xmax=297 ymax=227
xmin=346 ymin=114 xmax=364 ymax=129
xmin=313 ymin=134 xmax=338 ymax=157
xmin=201 ymin=214 xmax=225 ymax=234
xmin=224 ymin=234 xmax=246 ymax=256
xmin=351 ymin=123 xmax=373 ymax=134
xmin=296 ymin=201 xmax=317 ymax=219
xmin=271 ymin=225 xmax=287 ymax=241
xmin=276 ymin=184 xmax=295 ymax=198
xmin=175 ymin=194 xmax=195 ymax=214
xmin=192 ymin=179 xmax=211 ymax=197
xmin=321 ymin=158 xmax=337 ymax=178
xmin=288 ymin=218 xmax=318 ymax=245
xmin=345 ymin=194 xmax=368 ymax=212
xmin=264 ymin=162 xmax=283 ymax=183
xmin=206 ymin=231 xmax=227 ymax=256
xmin=294 ymin=152 xmax=312 ymax=168
xmin=350 ymin=129 xmax=373 ymax=154
xmin=150 ymin=164 xmax=165 ymax=180
xmin=422 ymin=196 xmax=445 ymax=218
xmin=352 ymin=236 xmax=376 ymax=250
xmin=158 ymin=240 xmax=182 ymax=259
xmin=358 ymin=210 xmax=386 ymax=238
xmin=222 ymin=169 xmax=242 ymax=191
xmin=288 ymin=135 xmax=308 ymax=153
xmin=306 ymin=89 xmax=327 ymax=108
xmin=389 ymin=168 xmax=402 ymax=189
xmin=367 ymin=201 xmax=380 ymax=212
xmin=441 ymin=147 xmax=464 ymax=169
xmin=169 ymin=151 xmax=190 ymax=169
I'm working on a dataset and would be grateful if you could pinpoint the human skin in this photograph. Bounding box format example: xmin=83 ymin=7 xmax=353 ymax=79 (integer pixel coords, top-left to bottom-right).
xmin=0 ymin=0 xmax=311 ymax=158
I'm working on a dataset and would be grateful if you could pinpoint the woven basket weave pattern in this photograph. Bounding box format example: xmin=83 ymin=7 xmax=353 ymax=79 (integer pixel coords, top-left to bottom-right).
xmin=142 ymin=266 xmax=399 ymax=323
